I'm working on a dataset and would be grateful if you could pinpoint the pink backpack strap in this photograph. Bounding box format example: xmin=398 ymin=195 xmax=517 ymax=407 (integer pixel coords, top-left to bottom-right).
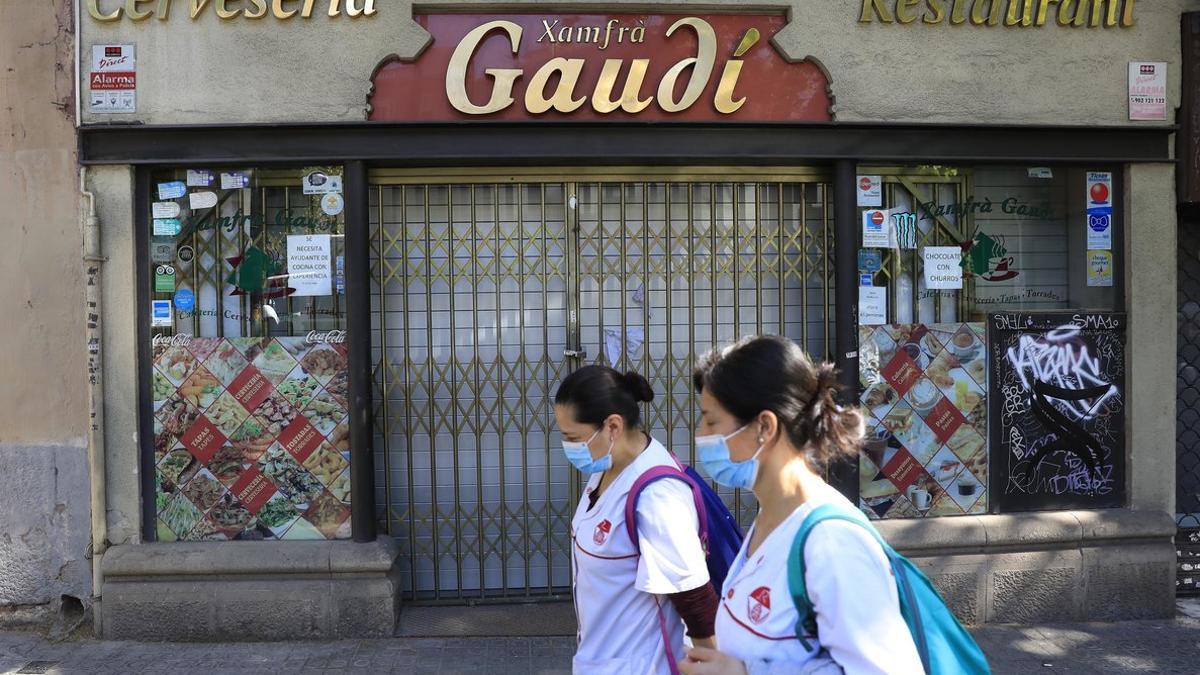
xmin=624 ymin=464 xmax=710 ymax=553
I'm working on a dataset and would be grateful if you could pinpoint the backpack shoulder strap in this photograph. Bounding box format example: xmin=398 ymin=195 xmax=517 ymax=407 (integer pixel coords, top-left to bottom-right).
xmin=786 ymin=503 xmax=892 ymax=650
xmin=625 ymin=464 xmax=709 ymax=551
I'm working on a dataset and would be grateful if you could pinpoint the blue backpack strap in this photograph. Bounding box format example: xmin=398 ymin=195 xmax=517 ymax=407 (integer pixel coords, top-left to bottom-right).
xmin=785 ymin=503 xmax=894 ymax=653
xmin=625 ymin=464 xmax=710 ymax=554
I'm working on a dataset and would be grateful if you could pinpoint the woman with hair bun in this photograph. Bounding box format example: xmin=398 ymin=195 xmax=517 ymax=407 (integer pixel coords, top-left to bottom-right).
xmin=555 ymin=365 xmax=718 ymax=674
xmin=680 ymin=335 xmax=922 ymax=675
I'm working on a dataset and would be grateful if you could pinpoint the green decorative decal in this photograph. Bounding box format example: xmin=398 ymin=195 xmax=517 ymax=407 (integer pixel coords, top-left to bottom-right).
xmin=962 ymin=232 xmax=1018 ymax=282
xmin=226 ymin=246 xmax=279 ymax=296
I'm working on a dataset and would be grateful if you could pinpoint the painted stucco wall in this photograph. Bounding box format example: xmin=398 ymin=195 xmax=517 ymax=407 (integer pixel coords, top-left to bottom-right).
xmin=0 ymin=0 xmax=92 ymax=633
xmin=78 ymin=1 xmax=1187 ymax=126
xmin=91 ymin=165 xmax=141 ymax=550
xmin=1128 ymin=162 xmax=1178 ymax=517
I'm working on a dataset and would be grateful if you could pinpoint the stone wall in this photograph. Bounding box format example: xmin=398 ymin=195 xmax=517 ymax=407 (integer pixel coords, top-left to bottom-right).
xmin=0 ymin=0 xmax=92 ymax=634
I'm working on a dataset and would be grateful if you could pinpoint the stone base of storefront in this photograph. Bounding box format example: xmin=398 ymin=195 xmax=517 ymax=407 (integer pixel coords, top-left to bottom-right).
xmin=99 ymin=537 xmax=401 ymax=641
xmin=879 ymin=508 xmax=1177 ymax=624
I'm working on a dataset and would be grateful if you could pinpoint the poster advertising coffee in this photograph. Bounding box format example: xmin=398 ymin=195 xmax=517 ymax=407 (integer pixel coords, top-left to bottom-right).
xmin=988 ymin=312 xmax=1126 ymax=511
xmin=858 ymin=323 xmax=988 ymax=519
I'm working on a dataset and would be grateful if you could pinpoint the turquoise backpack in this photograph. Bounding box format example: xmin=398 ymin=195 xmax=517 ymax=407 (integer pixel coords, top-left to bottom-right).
xmin=786 ymin=503 xmax=990 ymax=675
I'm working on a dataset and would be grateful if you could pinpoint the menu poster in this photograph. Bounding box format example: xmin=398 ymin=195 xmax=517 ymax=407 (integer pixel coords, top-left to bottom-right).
xmin=151 ymin=332 xmax=351 ymax=541
xmin=858 ymin=323 xmax=988 ymax=520
xmin=988 ymin=313 xmax=1126 ymax=511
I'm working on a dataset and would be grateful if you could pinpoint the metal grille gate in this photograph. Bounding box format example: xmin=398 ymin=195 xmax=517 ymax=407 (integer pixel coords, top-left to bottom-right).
xmin=369 ymin=170 xmax=833 ymax=601
xmin=1177 ymin=222 xmax=1200 ymax=595
xmin=1180 ymin=224 xmax=1200 ymax=529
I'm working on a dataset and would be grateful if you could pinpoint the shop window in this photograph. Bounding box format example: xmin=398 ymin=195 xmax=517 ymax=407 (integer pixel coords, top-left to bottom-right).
xmin=856 ymin=166 xmax=1123 ymax=519
xmin=147 ymin=167 xmax=351 ymax=541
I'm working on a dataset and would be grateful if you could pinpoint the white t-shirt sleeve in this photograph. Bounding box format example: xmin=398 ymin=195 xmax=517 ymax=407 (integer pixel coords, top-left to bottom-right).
xmin=803 ymin=521 xmax=925 ymax=675
xmin=633 ymin=478 xmax=711 ymax=595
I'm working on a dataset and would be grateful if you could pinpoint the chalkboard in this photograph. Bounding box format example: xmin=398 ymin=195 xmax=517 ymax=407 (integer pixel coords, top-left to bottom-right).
xmin=989 ymin=312 xmax=1126 ymax=511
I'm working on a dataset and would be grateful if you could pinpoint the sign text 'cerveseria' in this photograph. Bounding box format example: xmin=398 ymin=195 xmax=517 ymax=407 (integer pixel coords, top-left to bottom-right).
xmin=87 ymin=0 xmax=377 ymax=22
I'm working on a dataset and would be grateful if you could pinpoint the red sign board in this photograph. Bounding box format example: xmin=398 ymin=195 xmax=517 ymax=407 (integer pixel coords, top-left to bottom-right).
xmin=924 ymin=398 xmax=966 ymax=444
xmin=279 ymin=417 xmax=323 ymax=463
xmin=231 ymin=467 xmax=277 ymax=514
xmin=881 ymin=352 xmax=923 ymax=398
xmin=369 ymin=14 xmax=832 ymax=122
xmin=90 ymin=72 xmax=136 ymax=91
xmin=882 ymin=447 xmax=923 ymax=491
xmin=181 ymin=415 xmax=227 ymax=465
xmin=229 ymin=366 xmax=272 ymax=413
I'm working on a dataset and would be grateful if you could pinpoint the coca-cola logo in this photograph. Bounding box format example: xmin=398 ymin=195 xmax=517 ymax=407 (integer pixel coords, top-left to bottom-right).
xmin=153 ymin=334 xmax=192 ymax=348
xmin=306 ymin=330 xmax=347 ymax=345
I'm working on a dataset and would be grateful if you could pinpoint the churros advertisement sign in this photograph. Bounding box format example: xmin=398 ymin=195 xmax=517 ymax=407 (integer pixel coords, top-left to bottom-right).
xmin=368 ymin=14 xmax=833 ymax=122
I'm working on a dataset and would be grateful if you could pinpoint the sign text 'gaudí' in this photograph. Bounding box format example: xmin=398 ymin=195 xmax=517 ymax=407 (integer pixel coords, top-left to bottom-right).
xmin=369 ymin=14 xmax=833 ymax=123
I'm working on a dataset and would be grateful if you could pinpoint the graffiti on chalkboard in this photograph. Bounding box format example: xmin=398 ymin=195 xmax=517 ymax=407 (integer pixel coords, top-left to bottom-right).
xmin=989 ymin=313 xmax=1126 ymax=511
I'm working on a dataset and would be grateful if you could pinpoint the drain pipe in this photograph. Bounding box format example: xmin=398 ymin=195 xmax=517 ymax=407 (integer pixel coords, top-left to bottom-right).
xmin=82 ymin=167 xmax=108 ymax=634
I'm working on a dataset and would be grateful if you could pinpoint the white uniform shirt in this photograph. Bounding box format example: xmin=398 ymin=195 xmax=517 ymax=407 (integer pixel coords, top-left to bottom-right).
xmin=571 ymin=439 xmax=711 ymax=674
xmin=716 ymin=483 xmax=924 ymax=675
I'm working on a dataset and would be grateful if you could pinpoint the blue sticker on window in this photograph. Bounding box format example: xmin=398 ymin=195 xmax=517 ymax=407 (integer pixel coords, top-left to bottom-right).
xmin=174 ymin=288 xmax=195 ymax=313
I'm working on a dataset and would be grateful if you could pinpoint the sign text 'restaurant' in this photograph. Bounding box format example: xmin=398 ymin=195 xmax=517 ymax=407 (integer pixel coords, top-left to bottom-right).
xmin=860 ymin=0 xmax=1136 ymax=28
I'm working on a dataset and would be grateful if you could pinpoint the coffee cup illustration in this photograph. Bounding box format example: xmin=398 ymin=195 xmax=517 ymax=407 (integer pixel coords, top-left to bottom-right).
xmin=910 ymin=380 xmax=939 ymax=415
xmin=910 ymin=488 xmax=931 ymax=511
xmin=950 ymin=331 xmax=978 ymax=359
xmin=902 ymin=343 xmax=922 ymax=361
xmin=956 ymin=478 xmax=977 ymax=497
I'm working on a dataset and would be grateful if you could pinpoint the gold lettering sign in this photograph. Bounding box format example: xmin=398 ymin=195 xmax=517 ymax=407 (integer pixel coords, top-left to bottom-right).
xmin=860 ymin=0 xmax=1136 ymax=27
xmin=444 ymin=17 xmax=753 ymax=117
xmin=370 ymin=13 xmax=834 ymax=123
xmin=86 ymin=0 xmax=376 ymax=22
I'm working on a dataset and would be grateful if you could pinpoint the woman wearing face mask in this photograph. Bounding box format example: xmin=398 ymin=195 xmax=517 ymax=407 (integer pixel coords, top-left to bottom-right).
xmin=680 ymin=335 xmax=923 ymax=675
xmin=555 ymin=365 xmax=718 ymax=675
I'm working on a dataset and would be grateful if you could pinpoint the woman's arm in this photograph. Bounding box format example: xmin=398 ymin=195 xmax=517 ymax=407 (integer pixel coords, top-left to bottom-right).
xmin=668 ymin=583 xmax=718 ymax=641
xmin=679 ymin=647 xmax=843 ymax=675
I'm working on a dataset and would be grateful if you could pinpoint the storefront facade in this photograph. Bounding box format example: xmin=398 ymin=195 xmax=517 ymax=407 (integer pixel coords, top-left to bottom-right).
xmin=77 ymin=1 xmax=1182 ymax=639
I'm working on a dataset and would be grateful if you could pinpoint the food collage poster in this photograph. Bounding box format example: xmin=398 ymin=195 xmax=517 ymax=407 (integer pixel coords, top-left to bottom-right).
xmin=858 ymin=323 xmax=989 ymax=519
xmin=153 ymin=335 xmax=351 ymax=540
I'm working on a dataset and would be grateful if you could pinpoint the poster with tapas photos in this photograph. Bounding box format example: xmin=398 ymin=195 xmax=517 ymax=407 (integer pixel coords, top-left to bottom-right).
xmin=858 ymin=323 xmax=988 ymax=519
xmin=152 ymin=331 xmax=351 ymax=540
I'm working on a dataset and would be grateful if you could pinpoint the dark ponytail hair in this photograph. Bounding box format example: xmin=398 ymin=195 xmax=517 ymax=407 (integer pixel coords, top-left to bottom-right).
xmin=555 ymin=365 xmax=655 ymax=429
xmin=693 ymin=335 xmax=865 ymax=469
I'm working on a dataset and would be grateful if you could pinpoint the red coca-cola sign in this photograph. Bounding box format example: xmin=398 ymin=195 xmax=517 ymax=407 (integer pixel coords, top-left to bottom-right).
xmin=369 ymin=14 xmax=833 ymax=122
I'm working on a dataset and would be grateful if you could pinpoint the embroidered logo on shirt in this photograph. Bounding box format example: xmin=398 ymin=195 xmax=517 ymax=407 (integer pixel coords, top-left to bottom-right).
xmin=593 ymin=519 xmax=612 ymax=545
xmin=748 ymin=586 xmax=772 ymax=624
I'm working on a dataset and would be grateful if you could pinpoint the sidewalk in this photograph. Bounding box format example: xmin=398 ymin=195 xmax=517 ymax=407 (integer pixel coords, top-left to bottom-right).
xmin=1 ymin=600 xmax=1197 ymax=674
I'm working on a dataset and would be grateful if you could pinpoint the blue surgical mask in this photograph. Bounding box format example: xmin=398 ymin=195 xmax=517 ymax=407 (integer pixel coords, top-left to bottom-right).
xmin=696 ymin=424 xmax=764 ymax=490
xmin=562 ymin=428 xmax=613 ymax=474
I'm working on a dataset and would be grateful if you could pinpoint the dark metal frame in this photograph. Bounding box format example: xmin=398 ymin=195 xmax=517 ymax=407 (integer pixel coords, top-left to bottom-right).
xmin=134 ymin=163 xmax=378 ymax=543
xmin=80 ymin=122 xmax=1172 ymax=167
xmin=344 ymin=161 xmax=377 ymax=542
xmin=124 ymin=122 xmax=1161 ymax=541
xmin=831 ymin=159 xmax=860 ymax=500
xmin=136 ymin=168 xmax=156 ymax=541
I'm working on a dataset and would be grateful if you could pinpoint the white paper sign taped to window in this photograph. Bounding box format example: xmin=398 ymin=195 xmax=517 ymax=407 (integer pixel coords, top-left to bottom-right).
xmin=922 ymin=246 xmax=963 ymax=290
xmin=287 ymin=234 xmax=333 ymax=297
xmin=859 ymin=287 xmax=887 ymax=326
